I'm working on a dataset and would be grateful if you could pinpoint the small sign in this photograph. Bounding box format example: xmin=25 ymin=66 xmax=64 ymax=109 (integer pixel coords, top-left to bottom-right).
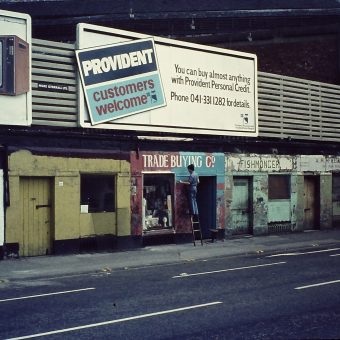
xmin=37 ymin=82 xmax=70 ymax=92
xmin=80 ymin=205 xmax=89 ymax=213
xmin=76 ymin=38 xmax=166 ymax=125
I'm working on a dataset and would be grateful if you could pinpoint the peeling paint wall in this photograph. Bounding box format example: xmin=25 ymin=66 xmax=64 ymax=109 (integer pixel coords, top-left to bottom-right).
xmin=320 ymin=173 xmax=332 ymax=229
xmin=253 ymin=174 xmax=268 ymax=235
xmin=295 ymin=174 xmax=305 ymax=231
xmin=290 ymin=174 xmax=299 ymax=231
xmin=226 ymin=154 xmax=296 ymax=235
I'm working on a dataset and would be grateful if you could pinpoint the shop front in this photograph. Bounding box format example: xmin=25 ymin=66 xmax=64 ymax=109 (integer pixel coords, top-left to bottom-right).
xmin=226 ymin=153 xmax=296 ymax=235
xmin=5 ymin=149 xmax=131 ymax=257
xmin=130 ymin=151 xmax=225 ymax=242
xmin=297 ymin=155 xmax=335 ymax=230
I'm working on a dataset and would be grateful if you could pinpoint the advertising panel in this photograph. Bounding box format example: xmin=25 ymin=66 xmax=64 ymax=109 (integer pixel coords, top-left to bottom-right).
xmin=76 ymin=38 xmax=166 ymax=124
xmin=77 ymin=23 xmax=258 ymax=136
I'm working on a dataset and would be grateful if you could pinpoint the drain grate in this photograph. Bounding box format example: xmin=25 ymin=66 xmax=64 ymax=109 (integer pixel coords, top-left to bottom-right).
xmin=268 ymin=222 xmax=292 ymax=234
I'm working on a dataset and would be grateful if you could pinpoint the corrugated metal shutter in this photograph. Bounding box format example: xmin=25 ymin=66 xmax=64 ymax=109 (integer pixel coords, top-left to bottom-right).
xmin=32 ymin=39 xmax=77 ymax=127
xmin=258 ymin=72 xmax=340 ymax=141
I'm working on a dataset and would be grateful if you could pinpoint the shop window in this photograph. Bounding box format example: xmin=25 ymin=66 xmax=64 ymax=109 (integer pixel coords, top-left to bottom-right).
xmin=143 ymin=174 xmax=174 ymax=231
xmin=81 ymin=174 xmax=115 ymax=213
xmin=268 ymin=175 xmax=290 ymax=199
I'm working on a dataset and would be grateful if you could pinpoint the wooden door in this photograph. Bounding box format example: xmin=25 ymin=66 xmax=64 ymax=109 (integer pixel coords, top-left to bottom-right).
xmin=20 ymin=177 xmax=52 ymax=256
xmin=304 ymin=176 xmax=320 ymax=230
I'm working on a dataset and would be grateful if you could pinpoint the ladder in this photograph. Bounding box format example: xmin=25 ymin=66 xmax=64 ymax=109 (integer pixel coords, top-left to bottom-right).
xmin=191 ymin=215 xmax=203 ymax=246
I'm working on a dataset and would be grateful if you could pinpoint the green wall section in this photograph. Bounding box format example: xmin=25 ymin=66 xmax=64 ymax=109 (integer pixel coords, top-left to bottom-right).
xmin=252 ymin=174 xmax=268 ymax=235
xmin=7 ymin=150 xmax=131 ymax=248
xmin=320 ymin=174 xmax=332 ymax=229
xmin=295 ymin=175 xmax=305 ymax=231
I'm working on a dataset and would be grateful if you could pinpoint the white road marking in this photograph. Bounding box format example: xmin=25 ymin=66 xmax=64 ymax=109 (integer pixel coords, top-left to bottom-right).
xmin=295 ymin=279 xmax=340 ymax=290
xmin=330 ymin=254 xmax=340 ymax=257
xmin=0 ymin=287 xmax=95 ymax=303
xmin=5 ymin=301 xmax=223 ymax=340
xmin=172 ymin=261 xmax=286 ymax=278
xmin=266 ymin=248 xmax=340 ymax=257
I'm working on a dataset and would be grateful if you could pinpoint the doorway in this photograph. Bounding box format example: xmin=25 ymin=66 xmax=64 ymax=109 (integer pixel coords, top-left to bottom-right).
xmin=197 ymin=176 xmax=216 ymax=239
xmin=231 ymin=177 xmax=253 ymax=235
xmin=20 ymin=177 xmax=53 ymax=256
xmin=303 ymin=175 xmax=320 ymax=230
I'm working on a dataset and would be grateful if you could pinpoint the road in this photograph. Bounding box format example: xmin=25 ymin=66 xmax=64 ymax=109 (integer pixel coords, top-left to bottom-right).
xmin=0 ymin=247 xmax=340 ymax=339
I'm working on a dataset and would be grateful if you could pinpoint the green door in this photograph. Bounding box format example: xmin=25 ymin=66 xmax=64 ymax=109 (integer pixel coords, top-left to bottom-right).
xmin=231 ymin=177 xmax=252 ymax=234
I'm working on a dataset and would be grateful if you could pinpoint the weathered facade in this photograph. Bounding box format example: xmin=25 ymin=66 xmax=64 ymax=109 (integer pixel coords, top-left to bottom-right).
xmin=130 ymin=151 xmax=225 ymax=242
xmin=6 ymin=149 xmax=131 ymax=256
xmin=0 ymin=5 xmax=340 ymax=257
xmin=224 ymin=154 xmax=340 ymax=237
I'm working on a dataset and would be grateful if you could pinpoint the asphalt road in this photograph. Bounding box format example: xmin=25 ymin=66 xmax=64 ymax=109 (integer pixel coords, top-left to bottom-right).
xmin=0 ymin=248 xmax=340 ymax=340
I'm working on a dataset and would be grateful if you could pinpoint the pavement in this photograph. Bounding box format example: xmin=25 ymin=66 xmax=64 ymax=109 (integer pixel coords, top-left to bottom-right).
xmin=1 ymin=228 xmax=340 ymax=282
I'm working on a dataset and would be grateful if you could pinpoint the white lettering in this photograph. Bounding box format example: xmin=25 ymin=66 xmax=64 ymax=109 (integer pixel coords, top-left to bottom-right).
xmin=82 ymin=48 xmax=154 ymax=77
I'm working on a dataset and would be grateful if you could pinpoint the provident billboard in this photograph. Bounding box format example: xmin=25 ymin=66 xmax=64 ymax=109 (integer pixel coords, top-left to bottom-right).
xmin=77 ymin=23 xmax=258 ymax=137
xmin=76 ymin=38 xmax=166 ymax=125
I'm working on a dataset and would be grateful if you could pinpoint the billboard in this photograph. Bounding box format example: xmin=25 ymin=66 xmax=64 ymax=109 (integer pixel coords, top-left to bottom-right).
xmin=77 ymin=23 xmax=258 ymax=137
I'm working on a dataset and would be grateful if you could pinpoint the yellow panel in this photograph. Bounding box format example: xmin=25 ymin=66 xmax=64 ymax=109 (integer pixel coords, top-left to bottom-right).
xmin=8 ymin=151 xmax=132 ymax=246
xmin=79 ymin=212 xmax=116 ymax=237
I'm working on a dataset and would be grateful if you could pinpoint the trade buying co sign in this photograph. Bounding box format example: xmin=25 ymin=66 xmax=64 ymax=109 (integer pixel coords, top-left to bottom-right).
xmin=76 ymin=38 xmax=166 ymax=125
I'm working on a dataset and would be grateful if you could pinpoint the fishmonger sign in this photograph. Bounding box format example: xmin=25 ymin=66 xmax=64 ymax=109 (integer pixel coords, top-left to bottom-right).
xmin=76 ymin=38 xmax=166 ymax=124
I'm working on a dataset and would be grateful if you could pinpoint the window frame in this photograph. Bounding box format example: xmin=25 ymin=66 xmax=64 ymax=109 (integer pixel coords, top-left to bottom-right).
xmin=268 ymin=174 xmax=291 ymax=200
xmin=80 ymin=173 xmax=116 ymax=213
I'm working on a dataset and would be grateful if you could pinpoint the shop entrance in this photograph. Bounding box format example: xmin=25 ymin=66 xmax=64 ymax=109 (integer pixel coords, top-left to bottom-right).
xmin=142 ymin=174 xmax=174 ymax=233
xmin=231 ymin=177 xmax=253 ymax=235
xmin=197 ymin=176 xmax=216 ymax=239
xmin=304 ymin=175 xmax=320 ymax=230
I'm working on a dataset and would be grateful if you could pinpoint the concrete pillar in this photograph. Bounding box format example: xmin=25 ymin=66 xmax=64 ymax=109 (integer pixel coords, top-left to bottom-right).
xmin=320 ymin=173 xmax=332 ymax=229
xmin=253 ymin=174 xmax=268 ymax=235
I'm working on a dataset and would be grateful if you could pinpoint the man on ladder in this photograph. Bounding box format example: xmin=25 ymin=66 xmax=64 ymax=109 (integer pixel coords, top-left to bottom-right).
xmin=180 ymin=164 xmax=203 ymax=246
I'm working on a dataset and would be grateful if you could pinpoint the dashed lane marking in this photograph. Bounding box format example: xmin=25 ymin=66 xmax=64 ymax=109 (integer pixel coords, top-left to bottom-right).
xmin=295 ymin=279 xmax=340 ymax=290
xmin=172 ymin=261 xmax=287 ymax=278
xmin=266 ymin=248 xmax=340 ymax=258
xmin=5 ymin=301 xmax=223 ymax=339
xmin=0 ymin=287 xmax=95 ymax=303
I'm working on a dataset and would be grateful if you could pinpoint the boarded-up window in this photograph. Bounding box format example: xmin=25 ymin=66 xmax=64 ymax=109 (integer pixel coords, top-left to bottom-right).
xmin=268 ymin=175 xmax=290 ymax=199
xmin=81 ymin=175 xmax=115 ymax=213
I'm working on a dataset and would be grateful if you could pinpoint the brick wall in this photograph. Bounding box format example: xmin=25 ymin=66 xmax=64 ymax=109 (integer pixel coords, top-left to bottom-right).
xmin=218 ymin=35 xmax=340 ymax=84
